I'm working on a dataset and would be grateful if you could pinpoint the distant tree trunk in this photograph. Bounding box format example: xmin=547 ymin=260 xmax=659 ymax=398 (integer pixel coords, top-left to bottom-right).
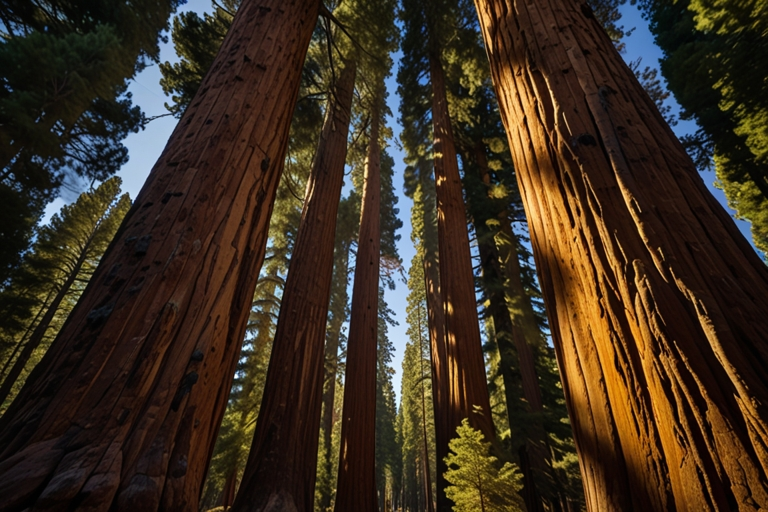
xmin=429 ymin=49 xmax=495 ymax=510
xmin=0 ymin=244 xmax=89 ymax=406
xmin=466 ymin=142 xmax=547 ymax=512
xmin=232 ymin=60 xmax=357 ymax=512
xmin=334 ymin=91 xmax=382 ymax=512
xmin=220 ymin=463 xmax=238 ymax=509
xmin=0 ymin=1 xmax=320 ymax=509
xmin=422 ymin=254 xmax=450 ymax=511
xmin=418 ymin=310 xmax=436 ymax=512
xmin=318 ymin=233 xmax=352 ymax=511
xmin=475 ymin=0 xmax=768 ymax=509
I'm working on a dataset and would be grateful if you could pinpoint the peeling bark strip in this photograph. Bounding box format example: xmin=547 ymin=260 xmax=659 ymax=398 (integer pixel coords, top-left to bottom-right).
xmin=0 ymin=1 xmax=321 ymax=510
xmin=430 ymin=50 xmax=495 ymax=510
xmin=334 ymin=92 xmax=382 ymax=512
xmin=473 ymin=0 xmax=768 ymax=509
xmin=232 ymin=60 xmax=357 ymax=512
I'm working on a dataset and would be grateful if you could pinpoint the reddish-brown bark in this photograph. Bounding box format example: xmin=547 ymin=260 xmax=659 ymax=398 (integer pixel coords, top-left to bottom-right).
xmin=474 ymin=0 xmax=768 ymax=509
xmin=430 ymin=50 xmax=495 ymax=510
xmin=231 ymin=60 xmax=357 ymax=512
xmin=0 ymin=1 xmax=319 ymax=510
xmin=422 ymin=252 xmax=450 ymax=511
xmin=334 ymin=93 xmax=382 ymax=512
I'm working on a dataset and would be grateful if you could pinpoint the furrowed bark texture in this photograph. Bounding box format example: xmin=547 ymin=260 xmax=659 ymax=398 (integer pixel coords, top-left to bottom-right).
xmin=430 ymin=51 xmax=495 ymax=509
xmin=232 ymin=60 xmax=357 ymax=512
xmin=0 ymin=1 xmax=319 ymax=510
xmin=474 ymin=0 xmax=768 ymax=509
xmin=334 ymin=96 xmax=382 ymax=512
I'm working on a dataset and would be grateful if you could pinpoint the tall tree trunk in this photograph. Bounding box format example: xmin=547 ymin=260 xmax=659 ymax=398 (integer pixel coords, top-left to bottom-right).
xmin=467 ymin=153 xmax=543 ymax=512
xmin=0 ymin=1 xmax=320 ymax=510
xmin=418 ymin=309 xmax=436 ymax=512
xmin=232 ymin=60 xmax=357 ymax=512
xmin=422 ymin=253 xmax=449 ymax=511
xmin=318 ymin=233 xmax=351 ymax=511
xmin=429 ymin=50 xmax=495 ymax=511
xmin=474 ymin=0 xmax=768 ymax=509
xmin=334 ymin=90 xmax=382 ymax=512
xmin=0 ymin=242 xmax=90 ymax=406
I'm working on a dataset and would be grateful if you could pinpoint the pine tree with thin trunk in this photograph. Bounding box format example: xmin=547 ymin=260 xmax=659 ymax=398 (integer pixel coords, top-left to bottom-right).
xmin=474 ymin=0 xmax=768 ymax=509
xmin=0 ymin=1 xmax=320 ymax=509
xmin=232 ymin=59 xmax=357 ymax=512
xmin=0 ymin=178 xmax=131 ymax=408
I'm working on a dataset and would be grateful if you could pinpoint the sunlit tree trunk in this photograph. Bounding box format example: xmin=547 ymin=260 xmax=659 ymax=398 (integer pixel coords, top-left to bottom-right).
xmin=0 ymin=1 xmax=319 ymax=510
xmin=429 ymin=50 xmax=495 ymax=510
xmin=475 ymin=0 xmax=768 ymax=509
xmin=334 ymin=91 xmax=382 ymax=512
xmin=232 ymin=60 xmax=357 ymax=512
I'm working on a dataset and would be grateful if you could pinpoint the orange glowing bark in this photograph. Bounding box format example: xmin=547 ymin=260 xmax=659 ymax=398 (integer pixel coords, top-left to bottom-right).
xmin=474 ymin=0 xmax=768 ymax=509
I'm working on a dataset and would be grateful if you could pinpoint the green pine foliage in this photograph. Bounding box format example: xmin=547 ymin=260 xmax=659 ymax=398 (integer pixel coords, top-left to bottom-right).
xmin=444 ymin=419 xmax=525 ymax=512
xmin=376 ymin=287 xmax=402 ymax=510
xmin=0 ymin=1 xmax=183 ymax=277
xmin=159 ymin=0 xmax=238 ymax=117
xmin=397 ymin=256 xmax=438 ymax=511
xmin=637 ymin=0 xmax=768 ymax=254
xmin=0 ymin=177 xmax=131 ymax=409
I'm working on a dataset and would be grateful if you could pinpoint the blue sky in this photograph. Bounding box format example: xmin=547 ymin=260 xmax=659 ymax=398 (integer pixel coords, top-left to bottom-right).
xmin=45 ymin=0 xmax=758 ymax=404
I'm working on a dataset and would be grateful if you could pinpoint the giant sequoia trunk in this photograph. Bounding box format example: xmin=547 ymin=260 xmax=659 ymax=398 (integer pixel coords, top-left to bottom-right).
xmin=474 ymin=0 xmax=768 ymax=509
xmin=429 ymin=51 xmax=495 ymax=510
xmin=232 ymin=60 xmax=357 ymax=512
xmin=334 ymin=94 xmax=382 ymax=512
xmin=0 ymin=1 xmax=319 ymax=510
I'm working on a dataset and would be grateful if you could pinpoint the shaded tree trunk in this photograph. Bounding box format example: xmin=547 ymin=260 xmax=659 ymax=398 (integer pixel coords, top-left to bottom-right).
xmin=334 ymin=91 xmax=382 ymax=512
xmin=232 ymin=60 xmax=357 ymax=512
xmin=422 ymin=254 xmax=449 ymax=511
xmin=474 ymin=0 xmax=768 ymax=509
xmin=429 ymin=49 xmax=495 ymax=510
xmin=465 ymin=143 xmax=545 ymax=512
xmin=418 ymin=309 xmax=436 ymax=512
xmin=0 ymin=1 xmax=320 ymax=510
xmin=318 ymin=228 xmax=353 ymax=511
